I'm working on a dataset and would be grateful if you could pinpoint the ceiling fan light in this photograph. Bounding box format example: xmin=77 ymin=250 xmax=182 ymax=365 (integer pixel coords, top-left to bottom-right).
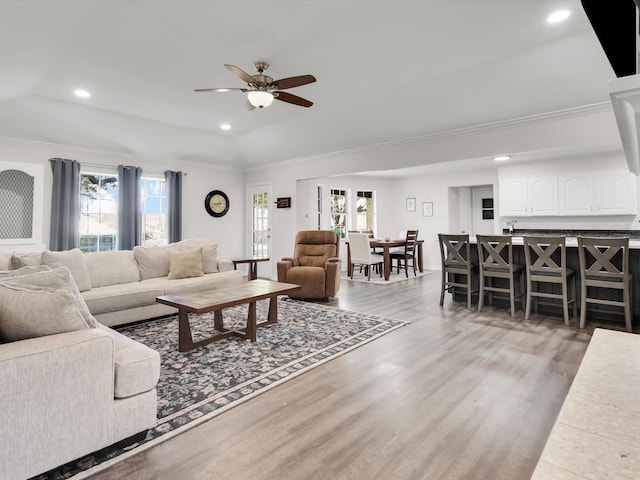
xmin=248 ymin=91 xmax=274 ymax=108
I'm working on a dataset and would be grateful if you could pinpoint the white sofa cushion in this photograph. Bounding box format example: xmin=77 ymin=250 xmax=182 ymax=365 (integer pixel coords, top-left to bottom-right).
xmin=0 ymin=253 xmax=12 ymax=271
xmin=0 ymin=271 xmax=94 ymax=342
xmin=42 ymin=248 xmax=92 ymax=292
xmin=10 ymin=251 xmax=42 ymax=269
xmin=0 ymin=265 xmax=52 ymax=279
xmin=134 ymin=245 xmax=174 ymax=280
xmin=98 ymin=325 xmax=160 ymax=399
xmin=85 ymin=250 xmax=140 ymax=288
xmin=82 ymin=282 xmax=166 ymax=315
xmin=176 ymin=239 xmax=218 ymax=273
xmin=168 ymin=247 xmax=204 ymax=279
xmin=3 ymin=267 xmax=98 ymax=329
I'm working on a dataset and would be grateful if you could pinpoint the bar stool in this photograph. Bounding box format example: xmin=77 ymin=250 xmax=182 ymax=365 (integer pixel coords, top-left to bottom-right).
xmin=477 ymin=234 xmax=524 ymax=317
xmin=577 ymin=237 xmax=632 ymax=332
xmin=523 ymin=236 xmax=577 ymax=325
xmin=438 ymin=234 xmax=477 ymax=309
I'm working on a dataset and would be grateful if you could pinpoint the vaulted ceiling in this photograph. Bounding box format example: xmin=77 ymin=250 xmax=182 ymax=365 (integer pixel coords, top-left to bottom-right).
xmin=0 ymin=1 xmax=616 ymax=170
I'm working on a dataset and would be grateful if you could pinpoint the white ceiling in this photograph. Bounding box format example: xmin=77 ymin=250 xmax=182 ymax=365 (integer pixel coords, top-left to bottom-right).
xmin=0 ymin=0 xmax=616 ymax=171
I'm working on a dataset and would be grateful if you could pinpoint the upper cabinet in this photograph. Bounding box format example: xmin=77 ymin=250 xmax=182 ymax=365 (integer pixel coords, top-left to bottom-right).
xmin=559 ymin=170 xmax=637 ymax=215
xmin=499 ymin=175 xmax=558 ymax=216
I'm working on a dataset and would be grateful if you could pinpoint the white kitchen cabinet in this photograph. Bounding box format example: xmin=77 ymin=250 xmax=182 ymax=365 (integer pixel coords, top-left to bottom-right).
xmin=559 ymin=170 xmax=637 ymax=215
xmin=498 ymin=175 xmax=558 ymax=216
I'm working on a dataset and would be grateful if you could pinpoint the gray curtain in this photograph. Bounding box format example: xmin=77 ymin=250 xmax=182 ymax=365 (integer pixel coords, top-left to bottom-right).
xmin=117 ymin=165 xmax=142 ymax=250
xmin=164 ymin=170 xmax=182 ymax=243
xmin=49 ymin=158 xmax=80 ymax=251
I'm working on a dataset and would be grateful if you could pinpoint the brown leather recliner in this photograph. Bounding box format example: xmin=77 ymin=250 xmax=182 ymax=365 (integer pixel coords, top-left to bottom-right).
xmin=277 ymin=230 xmax=341 ymax=299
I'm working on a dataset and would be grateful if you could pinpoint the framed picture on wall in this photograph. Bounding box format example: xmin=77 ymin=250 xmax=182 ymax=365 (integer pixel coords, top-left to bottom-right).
xmin=406 ymin=197 xmax=416 ymax=212
xmin=422 ymin=201 xmax=433 ymax=217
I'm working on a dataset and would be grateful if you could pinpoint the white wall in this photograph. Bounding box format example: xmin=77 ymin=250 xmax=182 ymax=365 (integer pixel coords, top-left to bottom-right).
xmin=0 ymin=141 xmax=246 ymax=258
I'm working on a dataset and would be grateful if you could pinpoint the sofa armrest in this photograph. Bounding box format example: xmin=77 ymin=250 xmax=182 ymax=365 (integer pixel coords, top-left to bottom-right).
xmin=217 ymin=258 xmax=234 ymax=272
xmin=325 ymin=257 xmax=341 ymax=298
xmin=0 ymin=329 xmax=116 ymax=479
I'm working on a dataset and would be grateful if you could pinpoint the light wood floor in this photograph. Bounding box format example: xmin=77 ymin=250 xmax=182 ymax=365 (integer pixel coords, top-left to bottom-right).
xmin=91 ymin=271 xmax=612 ymax=480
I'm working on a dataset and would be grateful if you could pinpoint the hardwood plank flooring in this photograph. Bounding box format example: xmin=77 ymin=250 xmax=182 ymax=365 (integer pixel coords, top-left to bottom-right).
xmin=90 ymin=271 xmax=620 ymax=480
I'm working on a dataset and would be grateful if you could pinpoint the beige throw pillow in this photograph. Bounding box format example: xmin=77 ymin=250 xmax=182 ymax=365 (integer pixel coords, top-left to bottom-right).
xmin=0 ymin=267 xmax=97 ymax=342
xmin=0 ymin=265 xmax=52 ymax=279
xmin=168 ymin=247 xmax=204 ymax=279
xmin=10 ymin=252 xmax=43 ymax=269
xmin=41 ymin=248 xmax=92 ymax=292
xmin=3 ymin=266 xmax=98 ymax=328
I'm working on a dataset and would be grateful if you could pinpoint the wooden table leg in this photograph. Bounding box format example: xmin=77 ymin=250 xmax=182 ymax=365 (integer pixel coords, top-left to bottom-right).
xmin=249 ymin=261 xmax=258 ymax=280
xmin=246 ymin=301 xmax=257 ymax=342
xmin=178 ymin=310 xmax=194 ymax=352
xmin=417 ymin=242 xmax=423 ymax=272
xmin=383 ymin=245 xmax=391 ymax=280
xmin=214 ymin=310 xmax=223 ymax=330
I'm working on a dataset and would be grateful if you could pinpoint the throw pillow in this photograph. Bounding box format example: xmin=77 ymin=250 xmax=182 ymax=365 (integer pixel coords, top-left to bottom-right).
xmin=0 ymin=271 xmax=95 ymax=342
xmin=41 ymin=248 xmax=92 ymax=292
xmin=3 ymin=266 xmax=98 ymax=328
xmin=168 ymin=247 xmax=204 ymax=279
xmin=177 ymin=239 xmax=218 ymax=273
xmin=10 ymin=252 xmax=42 ymax=269
xmin=0 ymin=265 xmax=52 ymax=279
xmin=133 ymin=245 xmax=172 ymax=280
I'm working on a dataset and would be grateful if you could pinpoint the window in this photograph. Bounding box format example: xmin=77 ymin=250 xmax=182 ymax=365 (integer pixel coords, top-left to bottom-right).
xmin=141 ymin=177 xmax=167 ymax=246
xmin=330 ymin=188 xmax=348 ymax=239
xmin=79 ymin=173 xmax=168 ymax=252
xmin=356 ymin=190 xmax=375 ymax=232
xmin=79 ymin=173 xmax=118 ymax=252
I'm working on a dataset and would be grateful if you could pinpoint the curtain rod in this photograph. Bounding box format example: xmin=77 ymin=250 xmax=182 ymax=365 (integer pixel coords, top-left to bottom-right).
xmin=80 ymin=161 xmax=187 ymax=176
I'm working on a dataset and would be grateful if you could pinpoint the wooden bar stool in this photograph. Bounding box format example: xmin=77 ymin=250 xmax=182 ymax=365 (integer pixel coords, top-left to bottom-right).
xmin=477 ymin=234 xmax=524 ymax=317
xmin=523 ymin=236 xmax=577 ymax=325
xmin=438 ymin=234 xmax=477 ymax=309
xmin=577 ymin=236 xmax=632 ymax=332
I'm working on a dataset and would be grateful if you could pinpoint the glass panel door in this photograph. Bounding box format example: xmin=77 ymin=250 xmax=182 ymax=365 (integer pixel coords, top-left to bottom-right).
xmin=247 ymin=184 xmax=272 ymax=278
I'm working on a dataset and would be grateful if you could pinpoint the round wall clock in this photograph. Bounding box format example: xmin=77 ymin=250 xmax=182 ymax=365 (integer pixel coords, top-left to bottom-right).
xmin=204 ymin=190 xmax=229 ymax=217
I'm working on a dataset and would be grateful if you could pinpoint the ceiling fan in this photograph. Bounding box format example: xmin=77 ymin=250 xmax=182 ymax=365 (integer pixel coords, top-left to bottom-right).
xmin=195 ymin=61 xmax=316 ymax=110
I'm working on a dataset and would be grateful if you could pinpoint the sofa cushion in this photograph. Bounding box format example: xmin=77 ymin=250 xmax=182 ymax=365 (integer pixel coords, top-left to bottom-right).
xmin=3 ymin=267 xmax=98 ymax=328
xmin=81 ymin=282 xmax=166 ymax=315
xmin=168 ymin=247 xmax=204 ymax=279
xmin=10 ymin=251 xmax=42 ymax=269
xmin=98 ymin=325 xmax=160 ymax=399
xmin=284 ymin=266 xmax=326 ymax=298
xmin=85 ymin=250 xmax=140 ymax=288
xmin=0 ymin=253 xmax=12 ymax=271
xmin=0 ymin=273 xmax=94 ymax=342
xmin=0 ymin=265 xmax=52 ymax=279
xmin=41 ymin=249 xmax=92 ymax=292
xmin=176 ymin=239 xmax=218 ymax=273
xmin=133 ymin=245 xmax=172 ymax=280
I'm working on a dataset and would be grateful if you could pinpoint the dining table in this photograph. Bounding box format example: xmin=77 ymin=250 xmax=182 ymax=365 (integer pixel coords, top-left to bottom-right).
xmin=346 ymin=238 xmax=424 ymax=280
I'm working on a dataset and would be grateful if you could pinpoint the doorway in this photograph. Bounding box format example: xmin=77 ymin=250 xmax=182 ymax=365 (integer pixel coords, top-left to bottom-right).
xmin=246 ymin=184 xmax=272 ymax=278
xmin=472 ymin=187 xmax=494 ymax=235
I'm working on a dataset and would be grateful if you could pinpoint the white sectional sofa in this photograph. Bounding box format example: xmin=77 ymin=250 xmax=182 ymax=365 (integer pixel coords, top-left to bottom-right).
xmin=0 ymin=239 xmax=242 ymax=479
xmin=0 ymin=238 xmax=244 ymax=326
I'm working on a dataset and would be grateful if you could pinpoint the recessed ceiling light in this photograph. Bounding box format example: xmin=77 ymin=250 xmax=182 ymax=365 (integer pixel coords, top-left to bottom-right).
xmin=74 ymin=89 xmax=91 ymax=98
xmin=220 ymin=123 xmax=231 ymax=131
xmin=547 ymin=10 xmax=570 ymax=23
xmin=493 ymin=155 xmax=511 ymax=162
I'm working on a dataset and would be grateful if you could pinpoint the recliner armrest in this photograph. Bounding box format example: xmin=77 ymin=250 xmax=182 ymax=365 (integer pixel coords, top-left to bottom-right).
xmin=277 ymin=258 xmax=296 ymax=282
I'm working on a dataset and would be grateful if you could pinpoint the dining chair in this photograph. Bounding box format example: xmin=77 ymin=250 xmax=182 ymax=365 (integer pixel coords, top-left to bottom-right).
xmin=523 ymin=235 xmax=576 ymax=325
xmin=438 ymin=233 xmax=477 ymax=309
xmin=577 ymin=236 xmax=632 ymax=332
xmin=347 ymin=232 xmax=384 ymax=280
xmin=390 ymin=230 xmax=418 ymax=278
xmin=477 ymin=234 xmax=525 ymax=317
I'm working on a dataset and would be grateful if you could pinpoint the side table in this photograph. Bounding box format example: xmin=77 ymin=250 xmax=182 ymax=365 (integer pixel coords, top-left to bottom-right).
xmin=232 ymin=257 xmax=269 ymax=280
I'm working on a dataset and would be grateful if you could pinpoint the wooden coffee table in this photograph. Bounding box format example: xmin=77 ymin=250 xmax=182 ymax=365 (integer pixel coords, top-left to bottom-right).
xmin=156 ymin=279 xmax=301 ymax=352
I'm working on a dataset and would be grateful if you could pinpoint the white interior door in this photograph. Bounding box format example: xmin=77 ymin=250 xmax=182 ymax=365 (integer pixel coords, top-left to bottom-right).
xmin=246 ymin=184 xmax=272 ymax=279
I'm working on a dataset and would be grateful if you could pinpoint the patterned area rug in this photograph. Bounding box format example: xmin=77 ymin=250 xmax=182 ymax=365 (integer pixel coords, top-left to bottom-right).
xmin=34 ymin=298 xmax=407 ymax=480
